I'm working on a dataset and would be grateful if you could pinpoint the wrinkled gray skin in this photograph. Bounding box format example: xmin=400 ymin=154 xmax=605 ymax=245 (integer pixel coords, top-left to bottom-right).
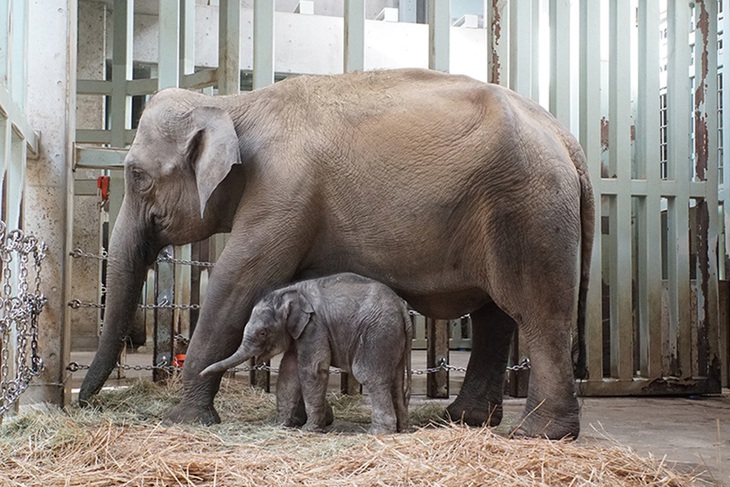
xmin=201 ymin=273 xmax=412 ymax=435
xmin=78 ymin=68 xmax=594 ymax=440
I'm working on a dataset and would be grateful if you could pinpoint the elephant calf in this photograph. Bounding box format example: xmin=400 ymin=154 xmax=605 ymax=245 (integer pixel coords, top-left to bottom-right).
xmin=201 ymin=273 xmax=413 ymax=435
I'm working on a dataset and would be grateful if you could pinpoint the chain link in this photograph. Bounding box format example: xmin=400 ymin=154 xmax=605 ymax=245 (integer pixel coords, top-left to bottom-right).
xmin=0 ymin=222 xmax=47 ymax=416
xmin=70 ymin=247 xmax=215 ymax=268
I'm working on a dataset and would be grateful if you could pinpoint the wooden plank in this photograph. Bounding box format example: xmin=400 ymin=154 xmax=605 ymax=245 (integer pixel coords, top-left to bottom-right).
xmin=549 ymin=0 xmax=571 ymax=128
xmin=509 ymin=0 xmax=533 ymax=99
xmin=693 ymin=0 xmax=720 ymax=386
xmin=426 ymin=318 xmax=449 ymax=398
xmin=253 ymin=0 xmax=274 ymax=90
xmin=158 ymin=0 xmax=180 ymax=89
xmin=343 ymin=0 xmax=364 ymax=72
xmin=607 ymin=0 xmax=633 ymax=381
xmin=636 ymin=0 xmax=663 ymax=379
xmin=666 ymin=0 xmax=692 ymax=378
xmin=579 ymin=0 xmax=603 ymax=381
xmin=218 ymin=0 xmax=240 ymax=95
xmin=427 ymin=0 xmax=450 ymax=73
xmin=110 ymin=0 xmax=132 ymax=148
xmin=485 ymin=0 xmax=508 ymax=86
xmin=576 ymin=376 xmax=718 ymax=396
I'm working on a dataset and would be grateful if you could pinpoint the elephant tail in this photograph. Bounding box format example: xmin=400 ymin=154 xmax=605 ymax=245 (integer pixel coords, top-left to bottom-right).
xmin=574 ymin=164 xmax=595 ymax=381
xmin=403 ymin=307 xmax=413 ymax=408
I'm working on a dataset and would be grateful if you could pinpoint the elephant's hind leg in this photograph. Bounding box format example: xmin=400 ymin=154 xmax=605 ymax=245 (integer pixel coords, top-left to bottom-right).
xmin=509 ymin=316 xmax=580 ymax=440
xmin=445 ymin=302 xmax=515 ymax=427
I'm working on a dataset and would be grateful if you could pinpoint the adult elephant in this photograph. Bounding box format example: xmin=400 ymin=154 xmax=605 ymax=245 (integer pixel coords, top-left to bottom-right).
xmin=78 ymin=68 xmax=594 ymax=440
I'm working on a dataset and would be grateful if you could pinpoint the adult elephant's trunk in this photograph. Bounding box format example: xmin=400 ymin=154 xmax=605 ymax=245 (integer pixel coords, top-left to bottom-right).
xmin=78 ymin=205 xmax=159 ymax=406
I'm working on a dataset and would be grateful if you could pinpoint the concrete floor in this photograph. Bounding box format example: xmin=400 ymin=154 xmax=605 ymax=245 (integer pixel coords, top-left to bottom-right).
xmin=69 ymin=349 xmax=730 ymax=485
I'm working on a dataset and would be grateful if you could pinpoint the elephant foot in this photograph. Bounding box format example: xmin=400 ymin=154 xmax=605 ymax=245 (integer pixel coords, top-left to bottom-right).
xmin=368 ymin=424 xmax=397 ymax=435
xmin=509 ymin=403 xmax=580 ymax=440
xmin=166 ymin=402 xmax=221 ymax=425
xmin=302 ymin=422 xmax=326 ymax=433
xmin=445 ymin=398 xmax=503 ymax=427
xmin=279 ymin=400 xmax=335 ymax=428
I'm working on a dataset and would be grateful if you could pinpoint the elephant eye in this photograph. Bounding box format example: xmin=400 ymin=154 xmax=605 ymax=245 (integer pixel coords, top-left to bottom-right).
xmin=131 ymin=168 xmax=152 ymax=192
xmin=257 ymin=329 xmax=267 ymax=340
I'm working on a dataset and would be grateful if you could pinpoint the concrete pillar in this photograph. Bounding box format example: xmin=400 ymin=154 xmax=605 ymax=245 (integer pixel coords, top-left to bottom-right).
xmin=22 ymin=0 xmax=76 ymax=407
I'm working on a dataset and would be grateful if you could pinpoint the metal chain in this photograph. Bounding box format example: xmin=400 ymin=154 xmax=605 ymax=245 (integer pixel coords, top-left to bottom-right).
xmin=0 ymin=222 xmax=47 ymax=416
xmin=66 ymin=357 xmax=530 ymax=376
xmin=68 ymin=298 xmax=201 ymax=311
xmin=70 ymin=247 xmax=215 ymax=268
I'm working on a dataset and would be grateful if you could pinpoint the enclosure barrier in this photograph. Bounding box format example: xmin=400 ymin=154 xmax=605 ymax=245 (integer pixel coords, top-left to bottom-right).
xmin=0 ymin=221 xmax=47 ymax=418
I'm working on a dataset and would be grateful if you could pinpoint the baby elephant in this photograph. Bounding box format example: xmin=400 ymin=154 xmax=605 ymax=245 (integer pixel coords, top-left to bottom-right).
xmin=201 ymin=273 xmax=412 ymax=434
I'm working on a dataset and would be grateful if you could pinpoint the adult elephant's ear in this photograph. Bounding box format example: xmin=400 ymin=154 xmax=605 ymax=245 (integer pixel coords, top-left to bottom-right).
xmin=187 ymin=106 xmax=242 ymax=217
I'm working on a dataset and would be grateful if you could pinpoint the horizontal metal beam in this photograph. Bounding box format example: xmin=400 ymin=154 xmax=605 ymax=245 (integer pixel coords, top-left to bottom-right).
xmin=596 ymin=178 xmax=717 ymax=199
xmin=0 ymin=84 xmax=38 ymax=155
xmin=75 ymin=129 xmax=135 ymax=146
xmin=75 ymin=145 xmax=128 ymax=169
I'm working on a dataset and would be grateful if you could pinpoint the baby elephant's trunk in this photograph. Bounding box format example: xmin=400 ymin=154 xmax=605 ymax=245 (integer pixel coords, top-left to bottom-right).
xmin=199 ymin=346 xmax=251 ymax=377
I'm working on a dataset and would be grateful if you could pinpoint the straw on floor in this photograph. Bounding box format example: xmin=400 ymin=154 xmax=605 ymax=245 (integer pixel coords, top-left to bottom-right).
xmin=0 ymin=379 xmax=710 ymax=486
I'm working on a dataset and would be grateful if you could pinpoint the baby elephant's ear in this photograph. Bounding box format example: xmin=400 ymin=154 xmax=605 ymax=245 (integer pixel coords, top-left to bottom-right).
xmin=286 ymin=291 xmax=314 ymax=340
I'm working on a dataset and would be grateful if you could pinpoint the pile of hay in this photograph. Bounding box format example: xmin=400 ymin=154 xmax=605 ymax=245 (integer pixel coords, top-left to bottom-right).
xmin=0 ymin=379 xmax=709 ymax=486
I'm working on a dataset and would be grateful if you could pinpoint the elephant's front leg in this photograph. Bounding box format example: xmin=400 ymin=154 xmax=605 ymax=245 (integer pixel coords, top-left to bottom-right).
xmin=298 ymin=358 xmax=331 ymax=433
xmin=446 ymin=301 xmax=516 ymax=427
xmin=276 ymin=347 xmax=307 ymax=427
xmin=167 ymin=226 xmax=303 ymax=425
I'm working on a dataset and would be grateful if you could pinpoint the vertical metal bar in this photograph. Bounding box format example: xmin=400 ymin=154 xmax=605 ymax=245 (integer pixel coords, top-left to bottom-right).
xmin=549 ymin=0 xmax=570 ymax=128
xmin=722 ymin=0 xmax=730 ymax=388
xmin=341 ymin=0 xmax=365 ymax=393
xmin=426 ymin=318 xmax=449 ymax=398
xmin=0 ymin=0 xmax=8 ymax=86
xmin=509 ymin=0 xmax=532 ymax=98
xmin=344 ymin=0 xmax=365 ymax=73
xmin=666 ymin=0 xmax=692 ymax=378
xmin=428 ymin=0 xmax=450 ymax=72
xmin=174 ymin=245 xmax=192 ymax=338
xmin=7 ymin=132 xmax=24 ymax=232
xmin=530 ymin=0 xmax=540 ymax=102
xmin=218 ymin=0 xmax=241 ymax=95
xmin=154 ymin=245 xmax=175 ymax=383
xmin=636 ymin=0 xmax=663 ymax=379
xmin=608 ymin=0 xmax=633 ymax=381
xmin=10 ymin=0 xmax=26 ymax=110
xmin=693 ymin=0 xmax=720 ymax=386
xmin=158 ymin=0 xmax=180 ymax=89
xmin=253 ymin=0 xmax=274 ymax=90
xmin=579 ymin=0 xmax=603 ymax=383
xmin=180 ymin=0 xmax=196 ymax=80
xmin=110 ymin=0 xmax=132 ymax=148
xmin=486 ymin=0 xmax=509 ymax=86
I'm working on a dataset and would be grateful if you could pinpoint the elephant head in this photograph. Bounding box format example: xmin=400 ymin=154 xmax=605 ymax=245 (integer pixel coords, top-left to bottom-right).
xmin=199 ymin=289 xmax=314 ymax=376
xmin=78 ymin=88 xmax=245 ymax=405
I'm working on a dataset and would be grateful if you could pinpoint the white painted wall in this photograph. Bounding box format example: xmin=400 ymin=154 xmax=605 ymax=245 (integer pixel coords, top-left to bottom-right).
xmin=117 ymin=6 xmax=488 ymax=81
